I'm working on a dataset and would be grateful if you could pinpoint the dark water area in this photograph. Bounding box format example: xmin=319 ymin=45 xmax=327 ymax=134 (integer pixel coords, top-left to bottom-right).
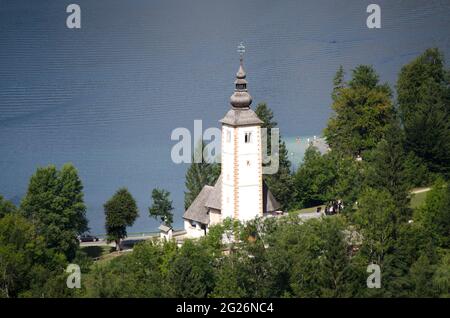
xmin=1 ymin=0 xmax=449 ymax=234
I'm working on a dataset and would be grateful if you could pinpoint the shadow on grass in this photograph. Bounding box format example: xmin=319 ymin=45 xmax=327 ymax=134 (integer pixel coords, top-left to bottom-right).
xmin=81 ymin=246 xmax=115 ymax=259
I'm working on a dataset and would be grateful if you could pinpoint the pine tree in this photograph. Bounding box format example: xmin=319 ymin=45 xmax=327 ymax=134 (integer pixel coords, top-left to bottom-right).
xmin=332 ymin=65 xmax=345 ymax=101
xmin=0 ymin=195 xmax=16 ymax=218
xmin=149 ymin=188 xmax=174 ymax=226
xmin=324 ymin=65 xmax=395 ymax=157
xmin=255 ymin=103 xmax=293 ymax=210
xmin=397 ymin=48 xmax=450 ymax=177
xmin=184 ymin=141 xmax=220 ymax=209
xmin=365 ymin=119 xmax=411 ymax=221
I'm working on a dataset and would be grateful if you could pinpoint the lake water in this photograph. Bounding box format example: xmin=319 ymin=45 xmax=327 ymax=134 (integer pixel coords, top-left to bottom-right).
xmin=1 ymin=0 xmax=449 ymax=234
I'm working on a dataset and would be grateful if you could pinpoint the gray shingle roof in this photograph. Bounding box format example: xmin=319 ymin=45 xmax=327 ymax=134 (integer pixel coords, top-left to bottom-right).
xmin=183 ymin=185 xmax=214 ymax=224
xmin=205 ymin=175 xmax=222 ymax=210
xmin=263 ymin=181 xmax=281 ymax=212
xmin=159 ymin=224 xmax=172 ymax=232
xmin=220 ymin=108 xmax=263 ymax=126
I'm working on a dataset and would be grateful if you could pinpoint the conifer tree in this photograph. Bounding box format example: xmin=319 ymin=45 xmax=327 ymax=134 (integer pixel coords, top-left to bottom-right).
xmin=149 ymin=188 xmax=174 ymax=226
xmin=324 ymin=65 xmax=394 ymax=157
xmin=397 ymin=48 xmax=450 ymax=177
xmin=255 ymin=102 xmax=293 ymax=210
xmin=184 ymin=141 xmax=220 ymax=209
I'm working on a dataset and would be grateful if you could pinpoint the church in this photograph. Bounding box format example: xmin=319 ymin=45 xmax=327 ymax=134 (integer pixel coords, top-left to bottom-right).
xmin=183 ymin=44 xmax=281 ymax=238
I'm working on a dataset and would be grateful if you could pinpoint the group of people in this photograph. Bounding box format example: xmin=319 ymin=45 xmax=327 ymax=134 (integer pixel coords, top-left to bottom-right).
xmin=316 ymin=200 xmax=344 ymax=215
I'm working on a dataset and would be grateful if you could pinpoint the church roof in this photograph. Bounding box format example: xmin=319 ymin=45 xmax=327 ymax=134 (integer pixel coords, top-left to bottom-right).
xmin=205 ymin=175 xmax=222 ymax=210
xmin=263 ymin=182 xmax=281 ymax=212
xmin=183 ymin=174 xmax=281 ymax=225
xmin=183 ymin=185 xmax=214 ymax=224
xmin=158 ymin=224 xmax=172 ymax=233
xmin=220 ymin=108 xmax=263 ymax=127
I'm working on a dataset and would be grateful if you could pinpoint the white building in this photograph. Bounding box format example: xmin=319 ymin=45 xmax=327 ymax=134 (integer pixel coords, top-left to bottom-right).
xmin=183 ymin=45 xmax=280 ymax=238
xmin=159 ymin=224 xmax=173 ymax=241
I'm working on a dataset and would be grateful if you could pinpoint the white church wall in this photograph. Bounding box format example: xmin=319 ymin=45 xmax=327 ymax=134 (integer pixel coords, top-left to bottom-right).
xmin=221 ymin=125 xmax=236 ymax=220
xmin=236 ymin=126 xmax=262 ymax=220
xmin=184 ymin=220 xmax=206 ymax=239
xmin=209 ymin=209 xmax=221 ymax=225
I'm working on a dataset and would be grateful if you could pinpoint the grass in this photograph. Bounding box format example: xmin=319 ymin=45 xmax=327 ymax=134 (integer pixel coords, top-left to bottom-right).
xmin=410 ymin=191 xmax=428 ymax=209
xmin=290 ymin=204 xmax=326 ymax=215
xmin=81 ymin=245 xmax=115 ymax=259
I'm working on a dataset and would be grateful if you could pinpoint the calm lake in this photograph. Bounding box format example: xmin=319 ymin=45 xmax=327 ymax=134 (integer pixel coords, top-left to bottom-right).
xmin=1 ymin=0 xmax=449 ymax=233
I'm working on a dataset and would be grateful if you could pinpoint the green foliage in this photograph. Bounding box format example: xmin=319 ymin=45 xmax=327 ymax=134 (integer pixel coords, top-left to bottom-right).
xmin=414 ymin=179 xmax=450 ymax=249
xmin=409 ymin=254 xmax=437 ymax=297
xmin=288 ymin=217 xmax=356 ymax=297
xmin=432 ymin=250 xmax=450 ymax=297
xmin=330 ymin=154 xmax=365 ymax=211
xmin=324 ymin=65 xmax=395 ymax=157
xmin=104 ymin=188 xmax=138 ymax=250
xmin=20 ymin=163 xmax=88 ymax=260
xmin=166 ymin=240 xmax=213 ymax=298
xmin=255 ymin=103 xmax=294 ymax=210
xmin=0 ymin=213 xmax=67 ymax=298
xmin=0 ymin=195 xmax=16 ymax=218
xmin=149 ymin=188 xmax=174 ymax=226
xmin=293 ymin=146 xmax=337 ymax=208
xmin=184 ymin=141 xmax=220 ymax=209
xmin=354 ymin=189 xmax=397 ymax=267
xmin=364 ymin=120 xmax=411 ymax=221
xmin=397 ymin=48 xmax=450 ymax=177
xmin=404 ymin=151 xmax=435 ymax=188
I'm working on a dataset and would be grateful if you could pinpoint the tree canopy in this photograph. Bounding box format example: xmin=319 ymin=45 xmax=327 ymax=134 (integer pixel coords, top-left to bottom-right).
xmin=397 ymin=48 xmax=450 ymax=177
xmin=324 ymin=65 xmax=395 ymax=157
xmin=104 ymin=188 xmax=139 ymax=251
xmin=149 ymin=188 xmax=174 ymax=227
xmin=20 ymin=163 xmax=88 ymax=260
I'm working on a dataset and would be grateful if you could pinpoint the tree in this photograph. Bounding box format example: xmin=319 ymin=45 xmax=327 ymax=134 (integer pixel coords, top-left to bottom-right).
xmin=330 ymin=153 xmax=365 ymax=212
xmin=104 ymin=188 xmax=139 ymax=251
xmin=293 ymin=146 xmax=337 ymax=208
xmin=353 ymin=188 xmax=413 ymax=296
xmin=324 ymin=65 xmax=395 ymax=157
xmin=0 ymin=213 xmax=67 ymax=298
xmin=166 ymin=240 xmax=214 ymax=298
xmin=354 ymin=189 xmax=397 ymax=267
xmin=184 ymin=141 xmax=220 ymax=209
xmin=288 ymin=217 xmax=354 ymax=297
xmin=20 ymin=163 xmax=88 ymax=260
xmin=414 ymin=179 xmax=450 ymax=249
xmin=409 ymin=253 xmax=438 ymax=297
xmin=365 ymin=119 xmax=411 ymax=221
xmin=211 ymin=255 xmax=246 ymax=297
xmin=149 ymin=188 xmax=174 ymax=227
xmin=403 ymin=151 xmax=434 ymax=188
xmin=397 ymin=48 xmax=450 ymax=177
xmin=332 ymin=65 xmax=345 ymax=100
xmin=0 ymin=195 xmax=16 ymax=218
xmin=432 ymin=250 xmax=450 ymax=297
xmin=255 ymin=102 xmax=294 ymax=210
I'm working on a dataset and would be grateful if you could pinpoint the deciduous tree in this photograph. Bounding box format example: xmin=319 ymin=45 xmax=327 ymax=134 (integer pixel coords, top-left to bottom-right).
xmin=104 ymin=188 xmax=138 ymax=251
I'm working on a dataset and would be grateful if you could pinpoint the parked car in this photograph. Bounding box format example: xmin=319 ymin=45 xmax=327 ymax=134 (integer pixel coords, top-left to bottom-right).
xmin=78 ymin=233 xmax=99 ymax=243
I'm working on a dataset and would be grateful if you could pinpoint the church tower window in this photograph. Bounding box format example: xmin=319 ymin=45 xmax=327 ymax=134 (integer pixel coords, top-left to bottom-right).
xmin=244 ymin=132 xmax=252 ymax=143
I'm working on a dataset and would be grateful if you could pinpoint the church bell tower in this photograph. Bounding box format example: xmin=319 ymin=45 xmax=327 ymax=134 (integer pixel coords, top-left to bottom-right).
xmin=220 ymin=43 xmax=264 ymax=222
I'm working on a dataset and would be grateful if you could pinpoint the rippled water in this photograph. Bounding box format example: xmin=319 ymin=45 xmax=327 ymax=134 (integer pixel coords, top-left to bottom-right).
xmin=1 ymin=0 xmax=449 ymax=233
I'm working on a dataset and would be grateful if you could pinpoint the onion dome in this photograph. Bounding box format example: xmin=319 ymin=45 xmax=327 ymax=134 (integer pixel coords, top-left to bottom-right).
xmin=230 ymin=42 xmax=252 ymax=108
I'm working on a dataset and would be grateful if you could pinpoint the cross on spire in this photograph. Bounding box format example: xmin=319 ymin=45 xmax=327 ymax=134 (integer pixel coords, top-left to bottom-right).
xmin=237 ymin=42 xmax=245 ymax=61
